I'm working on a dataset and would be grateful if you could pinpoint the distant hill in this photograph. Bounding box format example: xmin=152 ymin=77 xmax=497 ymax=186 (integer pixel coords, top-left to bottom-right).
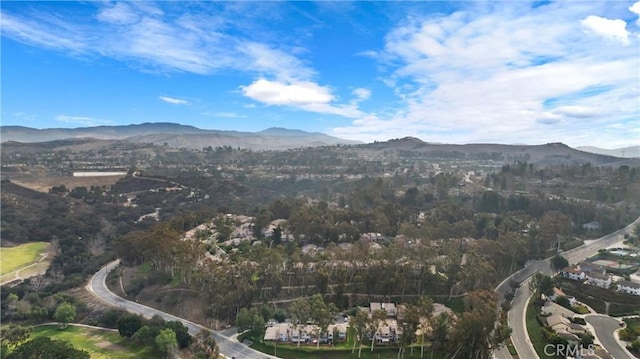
xmin=0 ymin=123 xmax=361 ymax=150
xmin=576 ymin=146 xmax=640 ymax=158
xmin=359 ymin=137 xmax=639 ymax=167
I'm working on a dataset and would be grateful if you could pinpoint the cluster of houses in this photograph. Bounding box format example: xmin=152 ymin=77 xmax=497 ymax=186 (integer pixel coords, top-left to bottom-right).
xmin=540 ymin=288 xmax=615 ymax=359
xmin=263 ymin=321 xmax=348 ymax=344
xmin=560 ymin=262 xmax=640 ymax=296
xmin=263 ymin=301 xmax=455 ymax=346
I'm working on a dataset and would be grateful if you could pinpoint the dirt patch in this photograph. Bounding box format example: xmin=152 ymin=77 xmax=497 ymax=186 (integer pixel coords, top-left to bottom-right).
xmin=10 ymin=175 xmax=124 ymax=193
xmin=95 ymin=340 xmax=124 ymax=351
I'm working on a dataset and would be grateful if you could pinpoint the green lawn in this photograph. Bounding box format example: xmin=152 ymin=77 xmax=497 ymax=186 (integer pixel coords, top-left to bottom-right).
xmin=26 ymin=325 xmax=161 ymax=359
xmin=0 ymin=242 xmax=49 ymax=276
xmin=251 ymin=341 xmax=447 ymax=359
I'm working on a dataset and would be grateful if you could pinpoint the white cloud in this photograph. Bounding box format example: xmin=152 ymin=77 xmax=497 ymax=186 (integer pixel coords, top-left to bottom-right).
xmin=581 ymin=15 xmax=630 ymax=45
xmin=56 ymin=115 xmax=109 ymax=127
xmin=96 ymin=3 xmax=139 ymax=25
xmin=0 ymin=12 xmax=87 ymax=52
xmin=0 ymin=4 xmax=313 ymax=80
xmin=242 ymin=79 xmax=333 ymax=105
xmin=159 ymin=96 xmax=189 ymax=105
xmin=352 ymin=88 xmax=371 ymax=101
xmin=332 ymin=2 xmax=639 ymax=148
xmin=211 ymin=112 xmax=246 ymax=118
xmin=242 ymin=79 xmax=362 ymax=118
xmin=552 ymin=105 xmax=602 ymax=118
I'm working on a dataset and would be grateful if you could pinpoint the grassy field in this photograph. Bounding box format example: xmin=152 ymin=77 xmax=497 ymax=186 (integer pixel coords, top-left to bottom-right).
xmin=28 ymin=325 xmax=160 ymax=359
xmin=250 ymin=341 xmax=449 ymax=359
xmin=0 ymin=242 xmax=49 ymax=276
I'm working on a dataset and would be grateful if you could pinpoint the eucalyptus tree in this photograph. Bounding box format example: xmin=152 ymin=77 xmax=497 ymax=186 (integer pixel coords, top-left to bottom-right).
xmin=350 ymin=309 xmax=370 ymax=358
xmin=369 ymin=309 xmax=387 ymax=352
xmin=289 ymin=297 xmax=310 ymax=347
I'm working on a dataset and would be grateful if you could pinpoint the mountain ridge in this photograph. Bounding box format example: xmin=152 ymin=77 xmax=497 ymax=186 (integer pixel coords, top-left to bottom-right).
xmin=577 ymin=145 xmax=640 ymax=158
xmin=0 ymin=123 xmax=361 ymax=149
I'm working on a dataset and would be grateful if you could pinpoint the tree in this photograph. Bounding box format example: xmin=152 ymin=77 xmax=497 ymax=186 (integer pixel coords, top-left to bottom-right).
xmin=54 ymin=302 xmax=76 ymax=328
xmin=190 ymin=329 xmax=219 ymax=359
xmin=6 ymin=293 xmax=18 ymax=322
xmin=415 ymin=297 xmax=434 ymax=358
xmin=155 ymin=328 xmax=178 ymax=359
xmin=350 ymin=310 xmax=370 ymax=358
xmin=448 ymin=290 xmax=507 ymax=359
xmin=164 ymin=321 xmax=191 ymax=349
xmin=132 ymin=326 xmax=159 ymax=346
xmin=118 ymin=315 xmax=143 ymax=338
xmin=556 ymin=295 xmax=571 ymax=309
xmin=529 ymin=272 xmax=554 ymax=298
xmin=289 ymin=298 xmax=310 ymax=347
xmin=237 ymin=307 xmax=265 ymax=339
xmin=369 ymin=309 xmax=387 ymax=352
xmin=398 ymin=303 xmax=420 ymax=359
xmin=7 ymin=337 xmax=89 ymax=359
xmin=0 ymin=324 xmax=31 ymax=349
xmin=550 ymin=254 xmax=569 ymax=272
xmin=309 ymin=294 xmax=338 ymax=349
xmin=430 ymin=312 xmax=450 ymax=359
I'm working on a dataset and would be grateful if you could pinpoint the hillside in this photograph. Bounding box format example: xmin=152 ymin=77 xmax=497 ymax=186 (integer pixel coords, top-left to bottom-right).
xmin=0 ymin=123 xmax=360 ymax=150
xmin=577 ymin=145 xmax=640 ymax=158
xmin=358 ymin=137 xmax=638 ymax=167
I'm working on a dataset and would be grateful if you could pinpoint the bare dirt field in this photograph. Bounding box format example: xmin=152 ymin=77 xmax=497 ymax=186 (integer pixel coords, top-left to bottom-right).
xmin=9 ymin=175 xmax=125 ymax=193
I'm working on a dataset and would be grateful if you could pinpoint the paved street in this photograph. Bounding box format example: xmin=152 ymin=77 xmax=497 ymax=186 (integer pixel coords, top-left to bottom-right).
xmin=87 ymin=216 xmax=640 ymax=359
xmin=87 ymin=260 xmax=278 ymax=359
xmin=586 ymin=315 xmax=634 ymax=359
xmin=493 ymin=216 xmax=640 ymax=359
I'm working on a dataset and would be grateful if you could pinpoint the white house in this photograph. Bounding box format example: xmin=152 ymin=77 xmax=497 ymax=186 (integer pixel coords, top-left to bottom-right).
xmin=617 ymin=280 xmax=640 ymax=296
xmin=561 ymin=267 xmax=586 ymax=281
xmin=586 ymin=272 xmax=612 ymax=288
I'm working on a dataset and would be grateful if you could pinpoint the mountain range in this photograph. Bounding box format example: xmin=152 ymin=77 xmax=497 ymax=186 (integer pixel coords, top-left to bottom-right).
xmin=0 ymin=123 xmax=361 ymax=150
xmin=1 ymin=123 xmax=638 ymax=167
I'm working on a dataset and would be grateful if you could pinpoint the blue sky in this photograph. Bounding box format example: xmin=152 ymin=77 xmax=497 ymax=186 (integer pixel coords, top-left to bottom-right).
xmin=2 ymin=1 xmax=639 ymax=148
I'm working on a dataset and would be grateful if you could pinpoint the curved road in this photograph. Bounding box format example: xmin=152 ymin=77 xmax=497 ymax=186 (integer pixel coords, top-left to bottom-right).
xmin=585 ymin=315 xmax=634 ymax=359
xmin=493 ymin=216 xmax=640 ymax=359
xmin=87 ymin=260 xmax=279 ymax=359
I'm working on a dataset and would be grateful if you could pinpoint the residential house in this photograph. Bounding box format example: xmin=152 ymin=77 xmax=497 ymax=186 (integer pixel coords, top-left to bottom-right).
xmin=617 ymin=280 xmax=640 ymax=296
xmin=370 ymin=302 xmax=397 ymax=317
xmin=541 ymin=300 xmax=575 ymax=318
xmin=578 ymin=261 xmax=606 ymax=275
xmin=326 ymin=323 xmax=348 ymax=342
xmin=546 ymin=314 xmax=588 ymax=336
xmin=561 ymin=267 xmax=586 ymax=281
xmin=547 ymin=314 xmax=572 ymax=333
xmin=373 ymin=319 xmax=400 ymax=344
xmin=263 ymin=323 xmax=291 ymax=342
xmin=586 ymin=272 xmax=612 ymax=288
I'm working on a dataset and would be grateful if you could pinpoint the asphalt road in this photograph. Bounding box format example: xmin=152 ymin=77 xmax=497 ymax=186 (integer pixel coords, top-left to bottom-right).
xmin=493 ymin=216 xmax=640 ymax=359
xmin=585 ymin=315 xmax=633 ymax=359
xmin=87 ymin=260 xmax=279 ymax=359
